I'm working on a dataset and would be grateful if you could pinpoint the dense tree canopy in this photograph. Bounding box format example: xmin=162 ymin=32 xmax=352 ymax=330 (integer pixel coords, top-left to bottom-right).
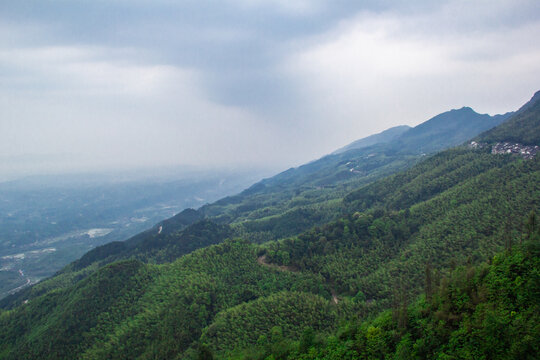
xmin=0 ymin=94 xmax=539 ymax=359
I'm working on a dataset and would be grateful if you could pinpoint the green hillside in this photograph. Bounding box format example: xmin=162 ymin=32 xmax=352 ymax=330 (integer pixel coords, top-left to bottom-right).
xmin=0 ymin=239 xmax=329 ymax=359
xmin=2 ymin=145 xmax=536 ymax=359
xmin=40 ymin=105 xmax=511 ymax=278
xmin=197 ymin=106 xmax=509 ymax=231
xmin=0 ymin=92 xmax=538 ymax=359
xmin=234 ymin=238 xmax=540 ymax=359
xmin=263 ymin=149 xmax=539 ymax=305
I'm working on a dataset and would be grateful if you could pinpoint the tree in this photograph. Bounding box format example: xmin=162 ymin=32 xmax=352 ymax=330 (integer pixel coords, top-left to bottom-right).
xmin=197 ymin=344 xmax=214 ymax=360
xmin=526 ymin=210 xmax=537 ymax=240
xmin=425 ymin=262 xmax=433 ymax=302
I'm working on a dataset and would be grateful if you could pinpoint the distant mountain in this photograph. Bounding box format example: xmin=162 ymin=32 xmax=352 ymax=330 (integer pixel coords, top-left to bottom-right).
xmin=332 ymin=103 xmax=509 ymax=157
xmin=476 ymin=91 xmax=540 ymax=145
xmin=390 ymin=106 xmax=512 ymax=154
xmin=332 ymin=125 xmax=410 ymax=154
xmin=0 ymin=90 xmax=538 ymax=359
xmin=233 ymin=106 xmax=509 ymax=191
xmin=182 ymin=105 xmax=511 ymax=232
xmin=43 ymin=105 xmax=514 ymax=274
xmin=0 ymin=99 xmax=518 ymax=308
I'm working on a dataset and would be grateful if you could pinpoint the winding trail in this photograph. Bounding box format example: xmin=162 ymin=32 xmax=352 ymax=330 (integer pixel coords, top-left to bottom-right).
xmin=257 ymin=255 xmax=298 ymax=272
xmin=257 ymin=255 xmax=339 ymax=304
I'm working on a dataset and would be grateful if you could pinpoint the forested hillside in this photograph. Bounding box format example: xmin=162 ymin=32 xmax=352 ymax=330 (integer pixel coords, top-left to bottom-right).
xmin=234 ymin=236 xmax=540 ymax=359
xmin=2 ymin=147 xmax=536 ymax=359
xmin=0 ymin=91 xmax=538 ymax=359
xmin=28 ymin=104 xmax=510 ymax=282
xmin=263 ymin=150 xmax=539 ymax=305
xmin=196 ymin=106 xmax=509 ymax=232
xmin=0 ymin=239 xmax=330 ymax=359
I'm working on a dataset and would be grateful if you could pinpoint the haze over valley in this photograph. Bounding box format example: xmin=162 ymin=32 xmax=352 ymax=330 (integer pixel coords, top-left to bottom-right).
xmin=0 ymin=168 xmax=268 ymax=298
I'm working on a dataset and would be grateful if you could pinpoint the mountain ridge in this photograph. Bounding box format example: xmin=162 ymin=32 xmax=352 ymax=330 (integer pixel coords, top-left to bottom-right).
xmin=0 ymin=90 xmax=540 ymax=360
xmin=3 ymin=100 xmax=518 ymax=300
xmin=476 ymin=90 xmax=540 ymax=145
xmin=0 ymin=90 xmax=539 ymax=359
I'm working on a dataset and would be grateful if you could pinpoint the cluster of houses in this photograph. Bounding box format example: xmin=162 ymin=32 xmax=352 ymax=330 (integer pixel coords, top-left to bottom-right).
xmin=491 ymin=142 xmax=539 ymax=160
xmin=468 ymin=141 xmax=539 ymax=159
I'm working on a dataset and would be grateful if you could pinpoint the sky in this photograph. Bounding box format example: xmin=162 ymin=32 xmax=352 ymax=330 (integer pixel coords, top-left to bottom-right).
xmin=1 ymin=0 xmax=540 ymax=179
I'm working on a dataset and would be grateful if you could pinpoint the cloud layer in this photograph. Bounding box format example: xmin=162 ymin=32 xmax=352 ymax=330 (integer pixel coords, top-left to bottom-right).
xmin=1 ymin=0 xmax=540 ymax=178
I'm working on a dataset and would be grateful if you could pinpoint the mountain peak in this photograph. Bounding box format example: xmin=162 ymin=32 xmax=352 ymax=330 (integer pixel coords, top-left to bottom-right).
xmin=455 ymin=106 xmax=475 ymax=112
xmin=387 ymin=106 xmax=511 ymax=154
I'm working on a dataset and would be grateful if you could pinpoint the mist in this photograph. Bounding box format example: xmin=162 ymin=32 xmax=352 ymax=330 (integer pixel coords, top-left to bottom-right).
xmin=2 ymin=0 xmax=540 ymax=180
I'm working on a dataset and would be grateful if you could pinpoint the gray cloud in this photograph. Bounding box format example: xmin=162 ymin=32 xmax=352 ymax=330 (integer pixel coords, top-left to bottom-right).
xmin=0 ymin=0 xmax=440 ymax=109
xmin=1 ymin=0 xmax=540 ymax=179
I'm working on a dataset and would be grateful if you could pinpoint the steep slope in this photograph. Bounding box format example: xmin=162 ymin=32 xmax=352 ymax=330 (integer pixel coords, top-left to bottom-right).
xmin=0 ymin=239 xmax=329 ymax=360
xmin=0 ymin=92 xmax=539 ymax=359
xmin=49 ymin=106 xmax=507 ymax=277
xmin=200 ymin=291 xmax=337 ymax=355
xmin=236 ymin=239 xmax=540 ymax=359
xmin=477 ymin=90 xmax=540 ymax=145
xmin=0 ymin=98 xmax=523 ymax=309
xmin=0 ymin=220 xmax=234 ymax=309
xmin=168 ymin=106 xmax=510 ymax=238
xmin=264 ymin=150 xmax=539 ymax=302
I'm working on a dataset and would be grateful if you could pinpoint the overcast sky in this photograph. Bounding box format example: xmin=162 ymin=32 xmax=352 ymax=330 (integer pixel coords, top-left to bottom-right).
xmin=1 ymin=0 xmax=540 ymax=179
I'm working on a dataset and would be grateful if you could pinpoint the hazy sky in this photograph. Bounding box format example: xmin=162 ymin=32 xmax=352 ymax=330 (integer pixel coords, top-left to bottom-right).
xmin=1 ymin=0 xmax=540 ymax=178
